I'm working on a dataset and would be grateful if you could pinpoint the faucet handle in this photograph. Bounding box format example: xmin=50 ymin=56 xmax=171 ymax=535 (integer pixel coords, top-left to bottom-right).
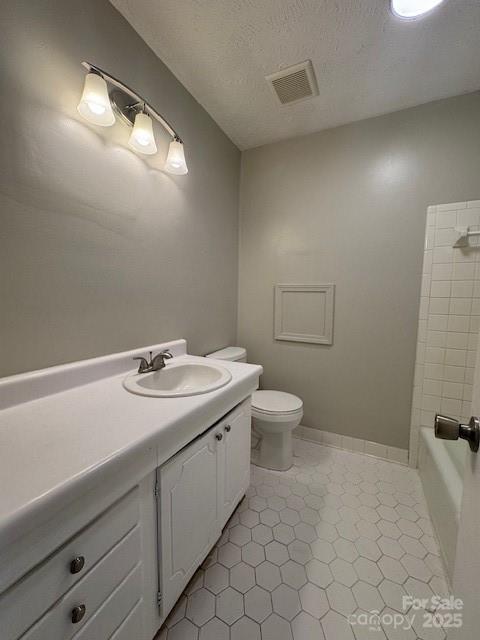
xmin=133 ymin=356 xmax=150 ymax=373
xmin=161 ymin=350 xmax=173 ymax=359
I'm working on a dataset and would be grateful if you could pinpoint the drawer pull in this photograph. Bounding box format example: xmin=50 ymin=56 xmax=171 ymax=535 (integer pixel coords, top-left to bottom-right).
xmin=225 ymin=425 xmax=231 ymax=432
xmin=70 ymin=555 xmax=86 ymax=574
xmin=215 ymin=433 xmax=223 ymax=441
xmin=71 ymin=604 xmax=86 ymax=624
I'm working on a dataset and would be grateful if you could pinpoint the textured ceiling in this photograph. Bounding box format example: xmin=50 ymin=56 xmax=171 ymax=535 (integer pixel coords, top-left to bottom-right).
xmin=110 ymin=0 xmax=480 ymax=149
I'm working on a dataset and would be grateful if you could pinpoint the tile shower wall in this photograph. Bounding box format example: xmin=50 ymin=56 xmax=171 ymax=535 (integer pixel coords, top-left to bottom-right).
xmin=410 ymin=200 xmax=480 ymax=466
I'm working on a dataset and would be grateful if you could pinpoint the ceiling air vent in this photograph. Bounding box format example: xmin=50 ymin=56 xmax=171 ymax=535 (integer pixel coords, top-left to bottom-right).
xmin=266 ymin=60 xmax=318 ymax=106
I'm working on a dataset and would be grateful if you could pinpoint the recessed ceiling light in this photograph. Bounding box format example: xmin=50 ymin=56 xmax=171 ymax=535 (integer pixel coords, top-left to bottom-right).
xmin=391 ymin=0 xmax=445 ymax=19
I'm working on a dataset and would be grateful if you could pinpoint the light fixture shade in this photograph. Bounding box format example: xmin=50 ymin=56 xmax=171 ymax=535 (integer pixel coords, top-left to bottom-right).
xmin=165 ymin=139 xmax=188 ymax=175
xmin=128 ymin=112 xmax=157 ymax=155
xmin=391 ymin=0 xmax=444 ymax=18
xmin=77 ymin=73 xmax=115 ymax=126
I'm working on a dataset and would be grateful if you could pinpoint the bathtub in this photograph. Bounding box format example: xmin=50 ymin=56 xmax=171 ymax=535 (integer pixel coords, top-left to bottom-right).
xmin=418 ymin=427 xmax=466 ymax=583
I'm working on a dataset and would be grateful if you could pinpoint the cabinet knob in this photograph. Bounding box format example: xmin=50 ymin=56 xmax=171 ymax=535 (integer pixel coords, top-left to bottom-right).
xmin=215 ymin=433 xmax=223 ymax=441
xmin=71 ymin=604 xmax=86 ymax=624
xmin=70 ymin=556 xmax=85 ymax=574
xmin=225 ymin=425 xmax=231 ymax=433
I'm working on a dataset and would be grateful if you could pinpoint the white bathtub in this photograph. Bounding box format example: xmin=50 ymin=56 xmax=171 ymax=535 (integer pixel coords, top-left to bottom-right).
xmin=418 ymin=427 xmax=466 ymax=583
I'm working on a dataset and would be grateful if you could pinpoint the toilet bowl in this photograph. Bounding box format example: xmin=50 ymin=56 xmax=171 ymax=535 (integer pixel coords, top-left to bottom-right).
xmin=206 ymin=347 xmax=303 ymax=471
xmin=251 ymin=391 xmax=303 ymax=471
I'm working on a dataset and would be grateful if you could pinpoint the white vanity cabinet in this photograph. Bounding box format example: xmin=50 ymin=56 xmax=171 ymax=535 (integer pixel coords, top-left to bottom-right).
xmin=221 ymin=401 xmax=251 ymax=519
xmin=158 ymin=398 xmax=251 ymax=617
xmin=1 ymin=487 xmax=146 ymax=640
xmin=0 ymin=398 xmax=252 ymax=640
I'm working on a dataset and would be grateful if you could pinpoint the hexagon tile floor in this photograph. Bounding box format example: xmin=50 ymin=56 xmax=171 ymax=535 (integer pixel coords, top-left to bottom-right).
xmin=157 ymin=439 xmax=448 ymax=640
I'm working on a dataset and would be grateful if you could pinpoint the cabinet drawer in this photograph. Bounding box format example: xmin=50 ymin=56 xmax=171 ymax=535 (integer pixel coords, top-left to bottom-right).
xmin=109 ymin=598 xmax=144 ymax=640
xmin=21 ymin=524 xmax=141 ymax=640
xmin=72 ymin=566 xmax=143 ymax=640
xmin=1 ymin=487 xmax=139 ymax=640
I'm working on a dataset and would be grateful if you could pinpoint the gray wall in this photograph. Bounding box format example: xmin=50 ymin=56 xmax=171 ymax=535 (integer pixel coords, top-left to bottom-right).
xmin=238 ymin=93 xmax=480 ymax=449
xmin=0 ymin=0 xmax=240 ymax=377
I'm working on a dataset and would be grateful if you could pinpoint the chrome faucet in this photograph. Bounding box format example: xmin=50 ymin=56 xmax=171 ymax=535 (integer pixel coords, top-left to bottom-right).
xmin=133 ymin=350 xmax=173 ymax=374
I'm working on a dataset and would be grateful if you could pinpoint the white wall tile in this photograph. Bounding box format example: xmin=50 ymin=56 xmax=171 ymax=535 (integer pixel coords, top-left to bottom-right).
xmin=422 ymin=394 xmax=441 ymax=411
xmin=418 ymin=320 xmax=427 ymax=342
xmin=466 ymin=350 xmax=477 ymax=367
xmin=454 ymin=247 xmax=476 ymax=263
xmin=468 ymin=333 xmax=478 ymax=350
xmin=430 ymin=281 xmax=451 ymax=298
xmin=471 ymin=300 xmax=480 ymax=315
xmin=420 ymin=410 xmax=435 ymax=427
xmin=446 ymin=332 xmax=469 ymax=350
xmin=410 ymin=201 xmax=480 ymax=470
xmin=442 ymin=382 xmax=464 ymax=400
xmin=424 ymin=363 xmax=444 ymax=380
xmin=445 ymin=349 xmax=467 ymax=366
xmin=364 ymin=441 xmax=387 ymax=459
xmin=443 ymin=365 xmax=464 ymax=383
xmin=462 ymin=400 xmax=471 ymax=416
xmin=436 ymin=211 xmax=457 ymax=228
xmin=463 ymin=385 xmax=473 ymax=402
xmin=426 ymin=331 xmax=446 ymax=347
xmin=440 ymin=398 xmax=462 ymax=416
xmin=458 ymin=209 xmax=480 ymax=227
xmin=437 ymin=201 xmax=467 ymax=211
xmin=451 ymin=281 xmax=474 ymax=298
xmin=427 ymin=315 xmax=448 ymax=331
xmin=425 ymin=347 xmax=445 ymax=364
xmin=414 ymin=364 xmax=424 ymax=386
xmin=435 ymin=228 xmax=457 ymax=246
xmin=322 ymin=431 xmax=341 ymax=448
xmin=432 ymin=246 xmax=453 ymax=264
xmin=386 ymin=447 xmax=409 ymax=465
xmin=423 ymin=379 xmax=442 ymax=396
xmin=431 ymin=263 xmax=453 ymax=280
xmin=419 ymin=297 xmax=430 ymax=319
xmin=449 ymin=298 xmax=471 ymax=315
xmin=421 ymin=277 xmax=431 ymax=297
xmin=423 ymin=250 xmax=433 ymax=274
xmin=428 ymin=298 xmax=449 ymax=315
xmin=469 ymin=316 xmax=480 ymax=333
xmin=453 ymin=262 xmax=475 ymax=280
xmin=447 ymin=315 xmax=470 ymax=332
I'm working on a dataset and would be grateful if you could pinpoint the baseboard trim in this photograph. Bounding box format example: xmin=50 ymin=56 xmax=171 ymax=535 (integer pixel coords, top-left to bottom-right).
xmin=293 ymin=425 xmax=409 ymax=466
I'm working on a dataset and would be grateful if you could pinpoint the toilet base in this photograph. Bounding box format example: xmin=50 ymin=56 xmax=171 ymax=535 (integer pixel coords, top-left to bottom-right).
xmin=251 ymin=410 xmax=302 ymax=471
xmin=252 ymin=429 xmax=293 ymax=471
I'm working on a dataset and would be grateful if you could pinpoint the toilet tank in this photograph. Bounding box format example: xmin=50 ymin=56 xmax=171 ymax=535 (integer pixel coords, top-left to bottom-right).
xmin=206 ymin=346 xmax=247 ymax=362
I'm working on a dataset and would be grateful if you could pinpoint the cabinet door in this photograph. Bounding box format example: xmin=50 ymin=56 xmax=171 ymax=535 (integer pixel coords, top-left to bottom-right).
xmin=221 ymin=401 xmax=251 ymax=521
xmin=159 ymin=426 xmax=222 ymax=616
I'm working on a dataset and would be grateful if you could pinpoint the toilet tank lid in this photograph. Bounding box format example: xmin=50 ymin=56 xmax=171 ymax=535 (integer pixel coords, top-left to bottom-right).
xmin=206 ymin=346 xmax=246 ymax=361
xmin=252 ymin=391 xmax=303 ymax=414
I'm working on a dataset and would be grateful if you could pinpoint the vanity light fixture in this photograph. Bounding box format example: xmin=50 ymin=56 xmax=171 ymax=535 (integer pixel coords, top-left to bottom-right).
xmin=77 ymin=73 xmax=115 ymax=126
xmin=77 ymin=62 xmax=188 ymax=173
xmin=165 ymin=138 xmax=188 ymax=175
xmin=391 ymin=0 xmax=445 ymax=18
xmin=129 ymin=110 xmax=157 ymax=155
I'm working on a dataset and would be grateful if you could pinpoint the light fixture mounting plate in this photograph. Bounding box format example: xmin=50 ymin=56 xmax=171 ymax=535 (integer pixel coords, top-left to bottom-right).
xmin=110 ymin=89 xmax=141 ymax=126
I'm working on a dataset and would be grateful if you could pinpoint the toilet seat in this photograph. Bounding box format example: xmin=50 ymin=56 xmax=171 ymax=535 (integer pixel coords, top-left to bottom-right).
xmin=251 ymin=390 xmax=303 ymax=416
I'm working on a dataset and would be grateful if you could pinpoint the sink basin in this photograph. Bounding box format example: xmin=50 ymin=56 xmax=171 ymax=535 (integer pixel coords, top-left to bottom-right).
xmin=123 ymin=361 xmax=232 ymax=398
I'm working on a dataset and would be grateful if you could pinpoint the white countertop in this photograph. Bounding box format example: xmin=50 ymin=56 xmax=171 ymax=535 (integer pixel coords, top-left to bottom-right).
xmin=0 ymin=340 xmax=262 ymax=550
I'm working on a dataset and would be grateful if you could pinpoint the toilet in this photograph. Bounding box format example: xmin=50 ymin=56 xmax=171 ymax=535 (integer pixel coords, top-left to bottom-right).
xmin=206 ymin=347 xmax=303 ymax=471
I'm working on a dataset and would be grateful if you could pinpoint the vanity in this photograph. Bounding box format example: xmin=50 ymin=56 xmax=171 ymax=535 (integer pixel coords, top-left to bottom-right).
xmin=0 ymin=340 xmax=262 ymax=640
